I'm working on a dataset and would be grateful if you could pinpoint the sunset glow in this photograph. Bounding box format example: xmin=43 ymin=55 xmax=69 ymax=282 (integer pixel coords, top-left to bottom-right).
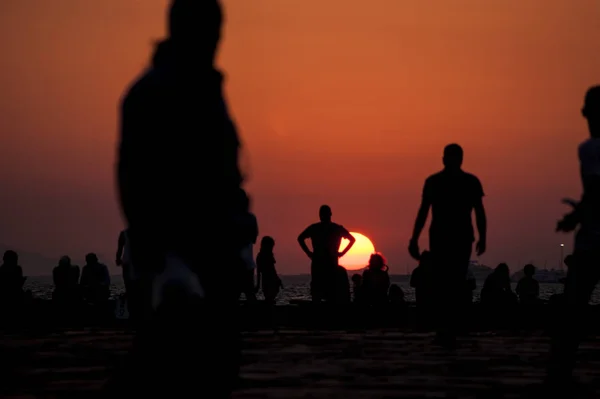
xmin=339 ymin=232 xmax=375 ymax=271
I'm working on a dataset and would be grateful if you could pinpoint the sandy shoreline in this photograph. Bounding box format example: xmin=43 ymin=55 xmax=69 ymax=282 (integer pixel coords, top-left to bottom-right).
xmin=2 ymin=327 xmax=600 ymax=398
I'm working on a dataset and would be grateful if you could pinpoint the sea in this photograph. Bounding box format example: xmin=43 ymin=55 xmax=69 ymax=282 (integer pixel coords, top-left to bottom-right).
xmin=24 ymin=274 xmax=600 ymax=305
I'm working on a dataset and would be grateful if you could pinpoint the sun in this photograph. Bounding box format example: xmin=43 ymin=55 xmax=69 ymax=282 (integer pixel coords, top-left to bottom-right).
xmin=339 ymin=232 xmax=375 ymax=271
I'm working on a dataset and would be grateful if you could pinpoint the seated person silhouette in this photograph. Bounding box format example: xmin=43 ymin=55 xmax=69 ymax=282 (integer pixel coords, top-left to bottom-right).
xmin=410 ymin=250 xmax=435 ymax=310
xmin=52 ymin=255 xmax=81 ymax=305
xmin=388 ymin=284 xmax=406 ymax=306
xmin=516 ymin=264 xmax=540 ymax=306
xmin=362 ymin=253 xmax=391 ymax=306
xmin=80 ymin=253 xmax=111 ymax=305
xmin=255 ymin=236 xmax=283 ymax=305
xmin=481 ymin=263 xmax=516 ymax=307
xmin=0 ymin=250 xmax=25 ymax=305
xmin=351 ymin=274 xmax=364 ymax=304
xmin=298 ymin=205 xmax=356 ymax=303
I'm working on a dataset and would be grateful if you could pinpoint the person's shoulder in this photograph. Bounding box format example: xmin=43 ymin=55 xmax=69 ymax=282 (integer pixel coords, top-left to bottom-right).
xmin=425 ymin=171 xmax=444 ymax=184
xmin=121 ymin=68 xmax=161 ymax=110
xmin=579 ymin=138 xmax=600 ymax=159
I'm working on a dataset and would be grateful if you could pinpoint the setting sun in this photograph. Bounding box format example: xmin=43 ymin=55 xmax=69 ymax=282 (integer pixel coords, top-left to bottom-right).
xmin=339 ymin=232 xmax=375 ymax=271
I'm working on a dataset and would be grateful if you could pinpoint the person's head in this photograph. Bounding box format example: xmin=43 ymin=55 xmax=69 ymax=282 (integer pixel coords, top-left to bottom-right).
xmin=260 ymin=236 xmax=275 ymax=252
xmin=58 ymin=256 xmax=71 ymax=267
xmin=523 ymin=264 xmax=535 ymax=277
xmin=495 ymin=263 xmax=509 ymax=277
xmin=2 ymin=250 xmax=17 ymax=265
xmin=442 ymin=144 xmax=464 ymax=170
xmin=85 ymin=253 xmax=98 ymax=264
xmin=368 ymin=253 xmax=387 ymax=271
xmin=582 ymin=85 xmax=600 ymax=138
xmin=389 ymin=284 xmax=404 ymax=300
xmin=351 ymin=273 xmax=362 ymax=286
xmin=319 ymin=205 xmax=332 ymax=222
xmin=167 ymin=0 xmax=223 ymax=62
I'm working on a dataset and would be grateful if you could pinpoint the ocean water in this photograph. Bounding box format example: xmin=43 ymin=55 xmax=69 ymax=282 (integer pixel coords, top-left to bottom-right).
xmin=24 ymin=274 xmax=600 ymax=305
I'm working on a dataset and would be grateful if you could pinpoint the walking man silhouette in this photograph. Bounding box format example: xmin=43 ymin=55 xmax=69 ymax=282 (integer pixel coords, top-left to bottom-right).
xmin=298 ymin=205 xmax=356 ymax=302
xmin=547 ymin=86 xmax=600 ymax=390
xmin=409 ymin=144 xmax=487 ymax=348
xmin=112 ymin=0 xmax=249 ymax=397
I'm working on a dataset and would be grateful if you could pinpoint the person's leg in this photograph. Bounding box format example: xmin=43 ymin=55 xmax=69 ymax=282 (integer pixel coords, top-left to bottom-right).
xmin=547 ymin=250 xmax=600 ymax=382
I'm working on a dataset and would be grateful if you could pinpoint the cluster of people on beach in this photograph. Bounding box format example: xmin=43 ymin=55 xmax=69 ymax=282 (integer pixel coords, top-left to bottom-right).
xmin=0 ymin=250 xmax=111 ymax=314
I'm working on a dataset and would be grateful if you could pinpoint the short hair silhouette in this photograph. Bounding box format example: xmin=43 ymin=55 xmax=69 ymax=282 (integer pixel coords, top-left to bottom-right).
xmin=260 ymin=236 xmax=275 ymax=250
xmin=319 ymin=205 xmax=332 ymax=222
xmin=583 ymin=85 xmax=600 ymax=120
xmin=3 ymin=250 xmax=17 ymax=264
xmin=523 ymin=264 xmax=535 ymax=277
xmin=85 ymin=253 xmax=98 ymax=264
xmin=168 ymin=0 xmax=222 ymax=51
xmin=443 ymin=144 xmax=463 ymax=169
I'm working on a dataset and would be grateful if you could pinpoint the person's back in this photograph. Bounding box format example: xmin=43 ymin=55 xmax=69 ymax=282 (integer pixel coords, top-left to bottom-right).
xmin=306 ymin=222 xmax=349 ymax=265
xmin=426 ymin=170 xmax=483 ymax=245
xmin=516 ymin=264 xmax=539 ymax=305
xmin=0 ymin=251 xmax=24 ymax=301
xmin=53 ymin=256 xmax=80 ymax=302
xmin=80 ymin=254 xmax=110 ymax=303
xmin=362 ymin=254 xmax=391 ymax=306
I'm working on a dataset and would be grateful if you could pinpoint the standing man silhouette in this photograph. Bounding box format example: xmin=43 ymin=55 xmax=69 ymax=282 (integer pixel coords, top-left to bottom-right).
xmin=409 ymin=144 xmax=487 ymax=348
xmin=548 ymin=86 xmax=600 ymax=390
xmin=298 ymin=205 xmax=356 ymax=302
xmin=113 ymin=0 xmax=249 ymax=397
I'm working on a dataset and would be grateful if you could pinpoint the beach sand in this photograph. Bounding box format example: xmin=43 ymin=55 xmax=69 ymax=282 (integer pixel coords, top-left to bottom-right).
xmin=1 ymin=327 xmax=600 ymax=398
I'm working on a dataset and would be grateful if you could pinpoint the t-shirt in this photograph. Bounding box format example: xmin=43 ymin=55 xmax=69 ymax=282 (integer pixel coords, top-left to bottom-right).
xmin=576 ymin=138 xmax=600 ymax=249
xmin=423 ymin=169 xmax=484 ymax=243
xmin=301 ymin=222 xmax=352 ymax=265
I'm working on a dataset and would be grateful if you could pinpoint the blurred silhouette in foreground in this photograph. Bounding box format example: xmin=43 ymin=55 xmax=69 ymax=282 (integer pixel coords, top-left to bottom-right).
xmin=255 ymin=236 xmax=283 ymax=305
xmin=547 ymin=85 xmax=600 ymax=389
xmin=298 ymin=205 xmax=356 ymax=302
xmin=110 ymin=0 xmax=249 ymax=396
xmin=409 ymin=144 xmax=487 ymax=348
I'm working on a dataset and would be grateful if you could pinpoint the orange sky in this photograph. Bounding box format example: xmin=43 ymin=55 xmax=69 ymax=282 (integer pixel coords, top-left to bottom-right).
xmin=0 ymin=0 xmax=598 ymax=275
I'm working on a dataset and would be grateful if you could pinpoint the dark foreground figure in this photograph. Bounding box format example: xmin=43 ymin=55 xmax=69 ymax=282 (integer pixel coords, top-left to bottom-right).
xmin=409 ymin=144 xmax=487 ymax=347
xmin=110 ymin=0 xmax=249 ymax=397
xmin=547 ymin=86 xmax=600 ymax=390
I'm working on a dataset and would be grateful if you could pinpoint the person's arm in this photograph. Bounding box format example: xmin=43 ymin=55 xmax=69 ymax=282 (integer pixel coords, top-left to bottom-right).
xmin=338 ymin=228 xmax=356 ymax=257
xmin=473 ymin=178 xmax=487 ymax=256
xmin=409 ymin=180 xmax=432 ymax=260
xmin=116 ymin=231 xmax=125 ymax=266
xmin=297 ymin=226 xmax=314 ymax=259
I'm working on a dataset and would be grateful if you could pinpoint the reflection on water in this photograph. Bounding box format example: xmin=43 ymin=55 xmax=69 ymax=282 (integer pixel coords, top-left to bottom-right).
xmin=25 ymin=274 xmax=600 ymax=305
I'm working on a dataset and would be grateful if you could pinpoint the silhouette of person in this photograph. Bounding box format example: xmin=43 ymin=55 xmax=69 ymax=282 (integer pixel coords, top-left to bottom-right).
xmin=351 ymin=274 xmax=364 ymax=304
xmin=335 ymin=265 xmax=351 ymax=304
xmin=388 ymin=284 xmax=406 ymax=306
xmin=409 ymin=144 xmax=487 ymax=347
xmin=80 ymin=253 xmax=110 ymax=305
xmin=111 ymin=1 xmax=249 ymax=396
xmin=516 ymin=264 xmax=539 ymax=305
xmin=298 ymin=205 xmax=356 ymax=303
xmin=52 ymin=255 xmax=81 ymax=305
xmin=362 ymin=253 xmax=391 ymax=306
xmin=116 ymin=229 xmax=142 ymax=321
xmin=481 ymin=263 xmax=516 ymax=307
xmin=255 ymin=236 xmax=283 ymax=305
xmin=239 ymin=194 xmax=259 ymax=302
xmin=547 ymin=86 xmax=600 ymax=388
xmin=410 ymin=250 xmax=435 ymax=310
xmin=0 ymin=250 xmax=25 ymax=305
